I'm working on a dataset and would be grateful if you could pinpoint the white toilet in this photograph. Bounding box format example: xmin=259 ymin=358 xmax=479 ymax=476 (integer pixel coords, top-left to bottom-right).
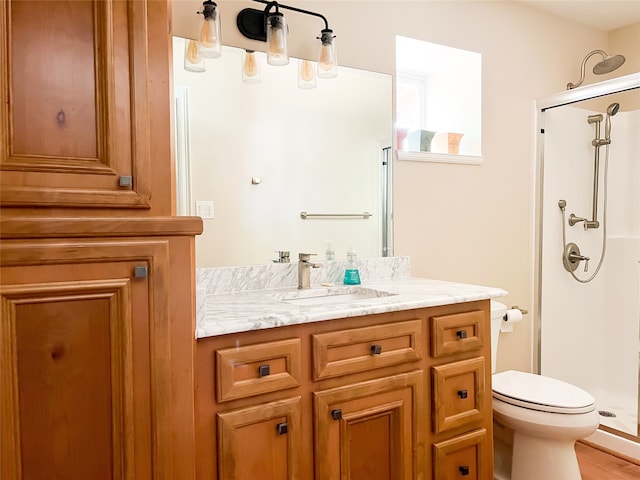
xmin=490 ymin=301 xmax=600 ymax=480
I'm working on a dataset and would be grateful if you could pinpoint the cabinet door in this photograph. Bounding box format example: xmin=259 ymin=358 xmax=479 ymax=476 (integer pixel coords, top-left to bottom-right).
xmin=432 ymin=357 xmax=485 ymax=434
xmin=314 ymin=370 xmax=425 ymax=480
xmin=0 ymin=0 xmax=163 ymax=210
xmin=433 ymin=429 xmax=488 ymax=480
xmin=217 ymin=396 xmax=303 ymax=480
xmin=0 ymin=236 xmax=195 ymax=480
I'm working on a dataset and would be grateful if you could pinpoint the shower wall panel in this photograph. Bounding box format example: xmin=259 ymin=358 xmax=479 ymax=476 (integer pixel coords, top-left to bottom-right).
xmin=540 ymin=105 xmax=640 ymax=436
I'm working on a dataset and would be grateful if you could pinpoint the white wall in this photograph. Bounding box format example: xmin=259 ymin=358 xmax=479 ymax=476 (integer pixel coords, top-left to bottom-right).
xmin=173 ymin=1 xmax=639 ymax=372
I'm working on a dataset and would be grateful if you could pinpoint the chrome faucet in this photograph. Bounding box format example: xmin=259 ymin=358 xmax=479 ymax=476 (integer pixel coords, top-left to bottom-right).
xmin=297 ymin=253 xmax=321 ymax=289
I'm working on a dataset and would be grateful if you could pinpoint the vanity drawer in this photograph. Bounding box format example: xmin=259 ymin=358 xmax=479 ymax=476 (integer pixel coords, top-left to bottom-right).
xmin=430 ymin=309 xmax=485 ymax=358
xmin=433 ymin=429 xmax=488 ymax=480
xmin=312 ymin=319 xmax=423 ymax=380
xmin=216 ymin=338 xmax=302 ymax=402
xmin=432 ymin=357 xmax=485 ymax=433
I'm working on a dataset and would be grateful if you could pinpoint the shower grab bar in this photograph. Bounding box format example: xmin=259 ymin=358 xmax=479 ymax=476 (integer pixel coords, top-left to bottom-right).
xmin=300 ymin=211 xmax=372 ymax=220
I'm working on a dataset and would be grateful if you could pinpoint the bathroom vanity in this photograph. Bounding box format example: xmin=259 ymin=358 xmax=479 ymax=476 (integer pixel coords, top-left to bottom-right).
xmin=195 ymin=275 xmax=506 ymax=479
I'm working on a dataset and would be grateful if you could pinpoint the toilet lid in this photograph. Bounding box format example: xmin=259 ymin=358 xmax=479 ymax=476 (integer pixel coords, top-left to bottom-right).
xmin=492 ymin=370 xmax=596 ymax=414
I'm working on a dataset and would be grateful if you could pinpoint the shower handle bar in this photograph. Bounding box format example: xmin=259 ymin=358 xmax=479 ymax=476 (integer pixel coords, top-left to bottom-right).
xmin=573 ymin=116 xmax=603 ymax=230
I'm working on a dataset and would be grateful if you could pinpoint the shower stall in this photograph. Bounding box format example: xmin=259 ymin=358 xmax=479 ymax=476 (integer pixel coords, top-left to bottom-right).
xmin=534 ymin=73 xmax=640 ymax=457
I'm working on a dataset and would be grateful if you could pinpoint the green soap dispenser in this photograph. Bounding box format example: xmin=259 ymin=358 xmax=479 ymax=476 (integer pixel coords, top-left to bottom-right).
xmin=343 ymin=243 xmax=361 ymax=285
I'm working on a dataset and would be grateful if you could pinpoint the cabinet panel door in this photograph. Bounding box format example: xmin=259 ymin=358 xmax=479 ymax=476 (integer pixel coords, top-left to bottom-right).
xmin=0 ymin=0 xmax=152 ymax=209
xmin=314 ymin=370 xmax=425 ymax=480
xmin=433 ymin=429 xmax=488 ymax=480
xmin=432 ymin=357 xmax=485 ymax=434
xmin=1 ymin=260 xmax=151 ymax=480
xmin=0 ymin=234 xmax=196 ymax=480
xmin=217 ymin=396 xmax=302 ymax=480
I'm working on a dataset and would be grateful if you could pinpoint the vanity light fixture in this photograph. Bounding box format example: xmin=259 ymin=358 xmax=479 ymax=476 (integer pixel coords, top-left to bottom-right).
xmin=237 ymin=0 xmax=337 ymax=75
xmin=197 ymin=0 xmax=222 ymax=59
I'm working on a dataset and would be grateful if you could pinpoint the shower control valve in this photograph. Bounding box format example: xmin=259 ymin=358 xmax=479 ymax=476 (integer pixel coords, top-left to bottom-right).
xmin=563 ymin=243 xmax=590 ymax=273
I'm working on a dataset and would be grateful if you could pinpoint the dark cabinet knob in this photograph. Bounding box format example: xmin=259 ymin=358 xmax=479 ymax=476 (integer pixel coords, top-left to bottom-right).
xmin=276 ymin=422 xmax=288 ymax=435
xmin=134 ymin=265 xmax=148 ymax=278
xmin=457 ymin=390 xmax=468 ymax=399
xmin=370 ymin=344 xmax=382 ymax=355
xmin=459 ymin=465 xmax=470 ymax=476
xmin=456 ymin=330 xmax=467 ymax=339
xmin=258 ymin=364 xmax=270 ymax=377
xmin=331 ymin=409 xmax=343 ymax=420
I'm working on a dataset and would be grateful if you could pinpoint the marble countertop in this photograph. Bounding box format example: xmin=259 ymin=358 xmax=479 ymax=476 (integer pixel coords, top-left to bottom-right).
xmin=197 ymin=277 xmax=507 ymax=338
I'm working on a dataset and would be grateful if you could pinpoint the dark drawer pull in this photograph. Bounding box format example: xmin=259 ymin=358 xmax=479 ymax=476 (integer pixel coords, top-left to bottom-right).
xmin=456 ymin=330 xmax=468 ymax=339
xmin=370 ymin=344 xmax=382 ymax=355
xmin=459 ymin=465 xmax=470 ymax=476
xmin=258 ymin=364 xmax=270 ymax=377
xmin=276 ymin=422 xmax=288 ymax=435
xmin=331 ymin=409 xmax=343 ymax=420
xmin=457 ymin=390 xmax=468 ymax=399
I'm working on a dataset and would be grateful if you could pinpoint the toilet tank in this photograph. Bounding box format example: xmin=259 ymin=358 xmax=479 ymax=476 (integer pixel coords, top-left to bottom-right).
xmin=490 ymin=301 xmax=508 ymax=373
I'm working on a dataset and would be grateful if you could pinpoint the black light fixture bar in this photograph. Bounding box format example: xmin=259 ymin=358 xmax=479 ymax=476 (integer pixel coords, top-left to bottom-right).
xmin=237 ymin=0 xmax=330 ymax=42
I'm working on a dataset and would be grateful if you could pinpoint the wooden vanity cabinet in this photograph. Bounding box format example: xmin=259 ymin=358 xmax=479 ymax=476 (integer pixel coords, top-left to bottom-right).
xmin=1 ymin=0 xmax=173 ymax=215
xmin=0 ymin=220 xmax=202 ymax=480
xmin=1 ymin=1 xmax=203 ymax=478
xmin=195 ymin=300 xmax=493 ymax=480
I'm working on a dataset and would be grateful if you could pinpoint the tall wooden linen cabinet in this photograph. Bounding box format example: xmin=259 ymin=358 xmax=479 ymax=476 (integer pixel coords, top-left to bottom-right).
xmin=0 ymin=1 xmax=202 ymax=479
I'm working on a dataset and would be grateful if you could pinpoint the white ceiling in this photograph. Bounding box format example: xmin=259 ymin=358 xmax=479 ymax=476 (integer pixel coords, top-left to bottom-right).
xmin=516 ymin=0 xmax=640 ymax=31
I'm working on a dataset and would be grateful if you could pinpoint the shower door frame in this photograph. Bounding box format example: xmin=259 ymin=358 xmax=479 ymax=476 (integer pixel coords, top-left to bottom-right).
xmin=532 ymin=72 xmax=640 ymax=455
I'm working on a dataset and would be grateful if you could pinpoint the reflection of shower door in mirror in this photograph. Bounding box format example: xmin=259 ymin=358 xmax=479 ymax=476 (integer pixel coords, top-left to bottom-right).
xmin=381 ymin=146 xmax=393 ymax=257
xmin=535 ymin=74 xmax=640 ymax=455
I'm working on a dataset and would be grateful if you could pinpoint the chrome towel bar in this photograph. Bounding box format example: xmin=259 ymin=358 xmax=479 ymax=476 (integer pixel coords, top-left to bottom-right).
xmin=300 ymin=211 xmax=372 ymax=219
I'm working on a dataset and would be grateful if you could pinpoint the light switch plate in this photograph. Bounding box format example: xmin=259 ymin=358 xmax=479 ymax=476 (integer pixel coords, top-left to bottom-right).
xmin=196 ymin=200 xmax=215 ymax=219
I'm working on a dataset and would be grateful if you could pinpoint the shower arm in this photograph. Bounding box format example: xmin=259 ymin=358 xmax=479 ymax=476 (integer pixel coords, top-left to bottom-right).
xmin=567 ymin=50 xmax=607 ymax=90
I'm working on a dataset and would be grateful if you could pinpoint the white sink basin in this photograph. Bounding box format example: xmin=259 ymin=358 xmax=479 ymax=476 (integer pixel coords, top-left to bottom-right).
xmin=281 ymin=286 xmax=397 ymax=306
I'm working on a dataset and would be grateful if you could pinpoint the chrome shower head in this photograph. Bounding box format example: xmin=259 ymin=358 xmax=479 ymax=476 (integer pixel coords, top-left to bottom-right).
xmin=605 ymin=102 xmax=620 ymax=141
xmin=593 ymin=55 xmax=626 ymax=75
xmin=607 ymin=102 xmax=620 ymax=116
xmin=567 ymin=50 xmax=626 ymax=90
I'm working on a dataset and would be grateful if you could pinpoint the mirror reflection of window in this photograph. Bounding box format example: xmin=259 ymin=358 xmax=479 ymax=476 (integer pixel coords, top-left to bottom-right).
xmin=395 ymin=36 xmax=482 ymax=158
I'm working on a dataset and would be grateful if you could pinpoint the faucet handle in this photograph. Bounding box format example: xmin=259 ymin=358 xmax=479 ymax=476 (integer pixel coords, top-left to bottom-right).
xmin=298 ymin=253 xmax=317 ymax=261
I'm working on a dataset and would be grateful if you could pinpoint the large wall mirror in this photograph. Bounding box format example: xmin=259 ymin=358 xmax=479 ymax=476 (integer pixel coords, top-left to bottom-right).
xmin=172 ymin=37 xmax=393 ymax=267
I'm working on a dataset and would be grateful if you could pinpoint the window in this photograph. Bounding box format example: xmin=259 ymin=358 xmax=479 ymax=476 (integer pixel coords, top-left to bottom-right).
xmin=396 ymin=36 xmax=482 ymax=163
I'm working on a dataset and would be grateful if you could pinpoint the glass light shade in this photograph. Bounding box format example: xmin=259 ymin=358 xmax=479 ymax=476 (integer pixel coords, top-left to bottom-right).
xmin=266 ymin=12 xmax=289 ymax=66
xmin=317 ymin=29 xmax=337 ymax=78
xmin=198 ymin=3 xmax=221 ymax=59
xmin=298 ymin=59 xmax=316 ymax=89
xmin=184 ymin=39 xmax=206 ymax=72
xmin=242 ymin=50 xmax=262 ymax=84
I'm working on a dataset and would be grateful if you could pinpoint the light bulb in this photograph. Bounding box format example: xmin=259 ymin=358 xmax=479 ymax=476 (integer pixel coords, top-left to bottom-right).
xmin=317 ymin=29 xmax=337 ymax=78
xmin=266 ymin=13 xmax=289 ymax=66
xmin=198 ymin=2 xmax=221 ymax=59
xmin=184 ymin=39 xmax=205 ymax=72
xmin=186 ymin=40 xmax=200 ymax=63
xmin=298 ymin=59 xmax=316 ymax=89
xmin=242 ymin=50 xmax=261 ymax=84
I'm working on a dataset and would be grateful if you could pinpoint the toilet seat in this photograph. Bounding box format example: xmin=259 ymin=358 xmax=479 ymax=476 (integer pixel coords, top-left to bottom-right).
xmin=492 ymin=370 xmax=596 ymax=414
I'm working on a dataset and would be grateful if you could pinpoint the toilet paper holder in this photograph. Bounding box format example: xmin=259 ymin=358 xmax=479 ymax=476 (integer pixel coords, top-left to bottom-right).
xmin=501 ymin=306 xmax=527 ymax=333
xmin=507 ymin=305 xmax=528 ymax=317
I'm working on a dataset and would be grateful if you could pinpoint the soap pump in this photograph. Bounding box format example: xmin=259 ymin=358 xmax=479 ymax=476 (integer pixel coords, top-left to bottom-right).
xmin=343 ymin=243 xmax=361 ymax=285
xmin=325 ymin=240 xmax=335 ymax=261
